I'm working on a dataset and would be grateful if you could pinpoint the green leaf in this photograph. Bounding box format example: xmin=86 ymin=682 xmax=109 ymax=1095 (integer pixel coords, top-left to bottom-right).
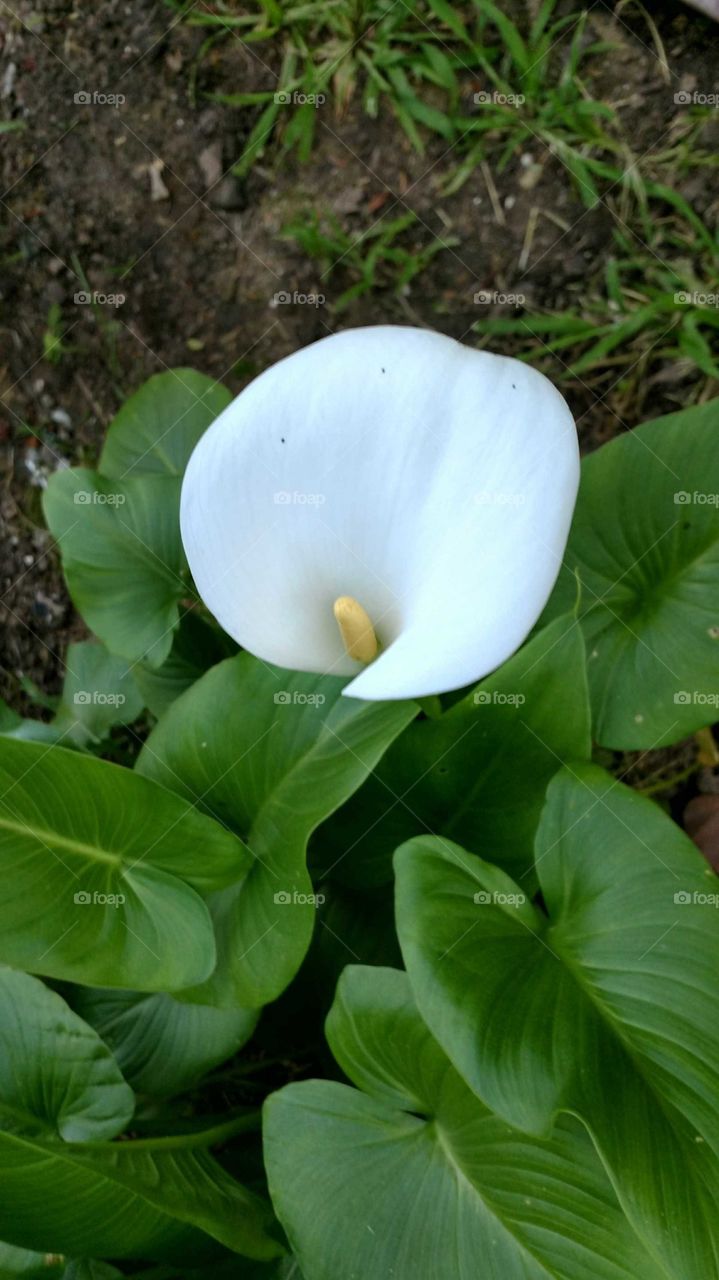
xmin=264 ymin=966 xmax=658 ymax=1280
xmin=0 ymin=1120 xmax=279 ymax=1262
xmin=137 ymin=654 xmax=416 ymax=1007
xmin=395 ymin=765 xmax=719 ymax=1279
xmin=53 ymin=640 xmax=144 ymax=745
xmin=542 ymin=399 xmax=719 ymax=747
xmin=311 ymin=614 xmax=590 ymax=888
xmin=99 ymin=369 xmax=231 ymax=480
xmin=0 ymin=738 xmax=249 ymax=990
xmin=0 ymin=968 xmax=134 ymax=1142
xmin=133 ymin=610 xmax=236 ymax=720
xmin=0 ymin=970 xmax=278 ymax=1260
xmin=42 ymin=468 xmax=187 ymax=668
xmin=60 ymin=1264 xmax=122 ymax=1280
xmin=67 ymin=986 xmax=258 ymax=1096
xmin=0 ymin=699 xmax=66 ymax=747
xmin=0 ymin=1241 xmax=64 ymax=1279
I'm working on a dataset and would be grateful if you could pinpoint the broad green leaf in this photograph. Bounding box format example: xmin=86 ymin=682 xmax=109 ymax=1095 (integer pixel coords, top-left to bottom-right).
xmin=395 ymin=765 xmax=719 ymax=1280
xmin=0 ymin=1242 xmax=64 ymax=1279
xmin=133 ymin=610 xmax=236 ymax=720
xmin=0 ymin=698 xmax=65 ymax=746
xmin=264 ymin=967 xmax=658 ymax=1280
xmin=0 ymin=738 xmax=249 ymax=990
xmin=0 ymin=1118 xmax=280 ymax=1262
xmin=0 ymin=970 xmax=277 ymax=1260
xmin=53 ymin=640 xmax=143 ymax=745
xmin=67 ymin=986 xmax=258 ymax=1096
xmin=42 ymin=468 xmax=187 ymax=668
xmin=1 ymin=640 xmax=141 ymax=747
xmin=311 ymin=614 xmax=590 ymax=888
xmin=542 ymin=399 xmax=719 ymax=747
xmin=0 ymin=968 xmax=134 ymax=1142
xmin=99 ymin=369 xmax=231 ymax=480
xmin=137 ymin=654 xmax=416 ymax=1007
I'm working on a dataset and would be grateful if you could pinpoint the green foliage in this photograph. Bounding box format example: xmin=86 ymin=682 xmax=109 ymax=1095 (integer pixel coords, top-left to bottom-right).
xmin=394 ymin=765 xmax=719 ymax=1278
xmin=42 ymin=304 xmax=72 ymax=365
xmin=0 ymin=969 xmax=278 ymax=1262
xmin=311 ymin=612 xmax=591 ymax=888
xmin=137 ymin=653 xmax=416 ymax=1007
xmin=66 ymin=986 xmax=258 ymax=1097
xmin=282 ymin=209 xmax=456 ymax=309
xmin=0 ymin=737 xmax=249 ymax=989
xmin=170 ymin=0 xmax=618 ymax=202
xmin=542 ymin=401 xmax=719 ymax=747
xmin=264 ymin=967 xmax=659 ymax=1279
xmin=42 ymin=469 xmax=188 ymax=668
xmin=99 ymin=369 xmax=231 ymax=480
xmin=13 ymin=355 xmax=719 ymax=1277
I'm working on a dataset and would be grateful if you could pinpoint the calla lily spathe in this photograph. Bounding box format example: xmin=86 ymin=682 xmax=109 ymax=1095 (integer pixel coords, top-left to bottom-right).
xmin=180 ymin=326 xmax=579 ymax=700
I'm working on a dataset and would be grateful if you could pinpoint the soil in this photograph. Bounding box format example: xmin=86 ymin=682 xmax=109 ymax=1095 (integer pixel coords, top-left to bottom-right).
xmin=0 ymin=0 xmax=717 ymax=776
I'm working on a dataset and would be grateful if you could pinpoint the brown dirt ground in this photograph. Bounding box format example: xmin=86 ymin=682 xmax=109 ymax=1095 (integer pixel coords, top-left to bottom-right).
xmin=0 ymin=0 xmax=717 ymax=783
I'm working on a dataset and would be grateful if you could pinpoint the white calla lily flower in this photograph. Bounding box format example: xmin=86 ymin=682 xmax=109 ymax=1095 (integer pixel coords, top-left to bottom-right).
xmin=181 ymin=326 xmax=579 ymax=700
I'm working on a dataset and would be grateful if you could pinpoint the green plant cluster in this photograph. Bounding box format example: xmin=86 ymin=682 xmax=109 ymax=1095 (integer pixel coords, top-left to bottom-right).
xmin=0 ymin=370 xmax=717 ymax=1278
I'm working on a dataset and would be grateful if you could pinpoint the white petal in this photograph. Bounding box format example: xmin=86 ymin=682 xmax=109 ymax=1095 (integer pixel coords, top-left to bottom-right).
xmin=180 ymin=326 xmax=579 ymax=700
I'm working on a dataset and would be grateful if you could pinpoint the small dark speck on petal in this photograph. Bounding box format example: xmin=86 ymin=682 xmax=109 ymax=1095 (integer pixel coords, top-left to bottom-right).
xmin=512 ymin=383 xmax=516 ymax=389
xmin=281 ymin=437 xmax=286 ymax=443
xmin=381 ymin=368 xmax=386 ymax=374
